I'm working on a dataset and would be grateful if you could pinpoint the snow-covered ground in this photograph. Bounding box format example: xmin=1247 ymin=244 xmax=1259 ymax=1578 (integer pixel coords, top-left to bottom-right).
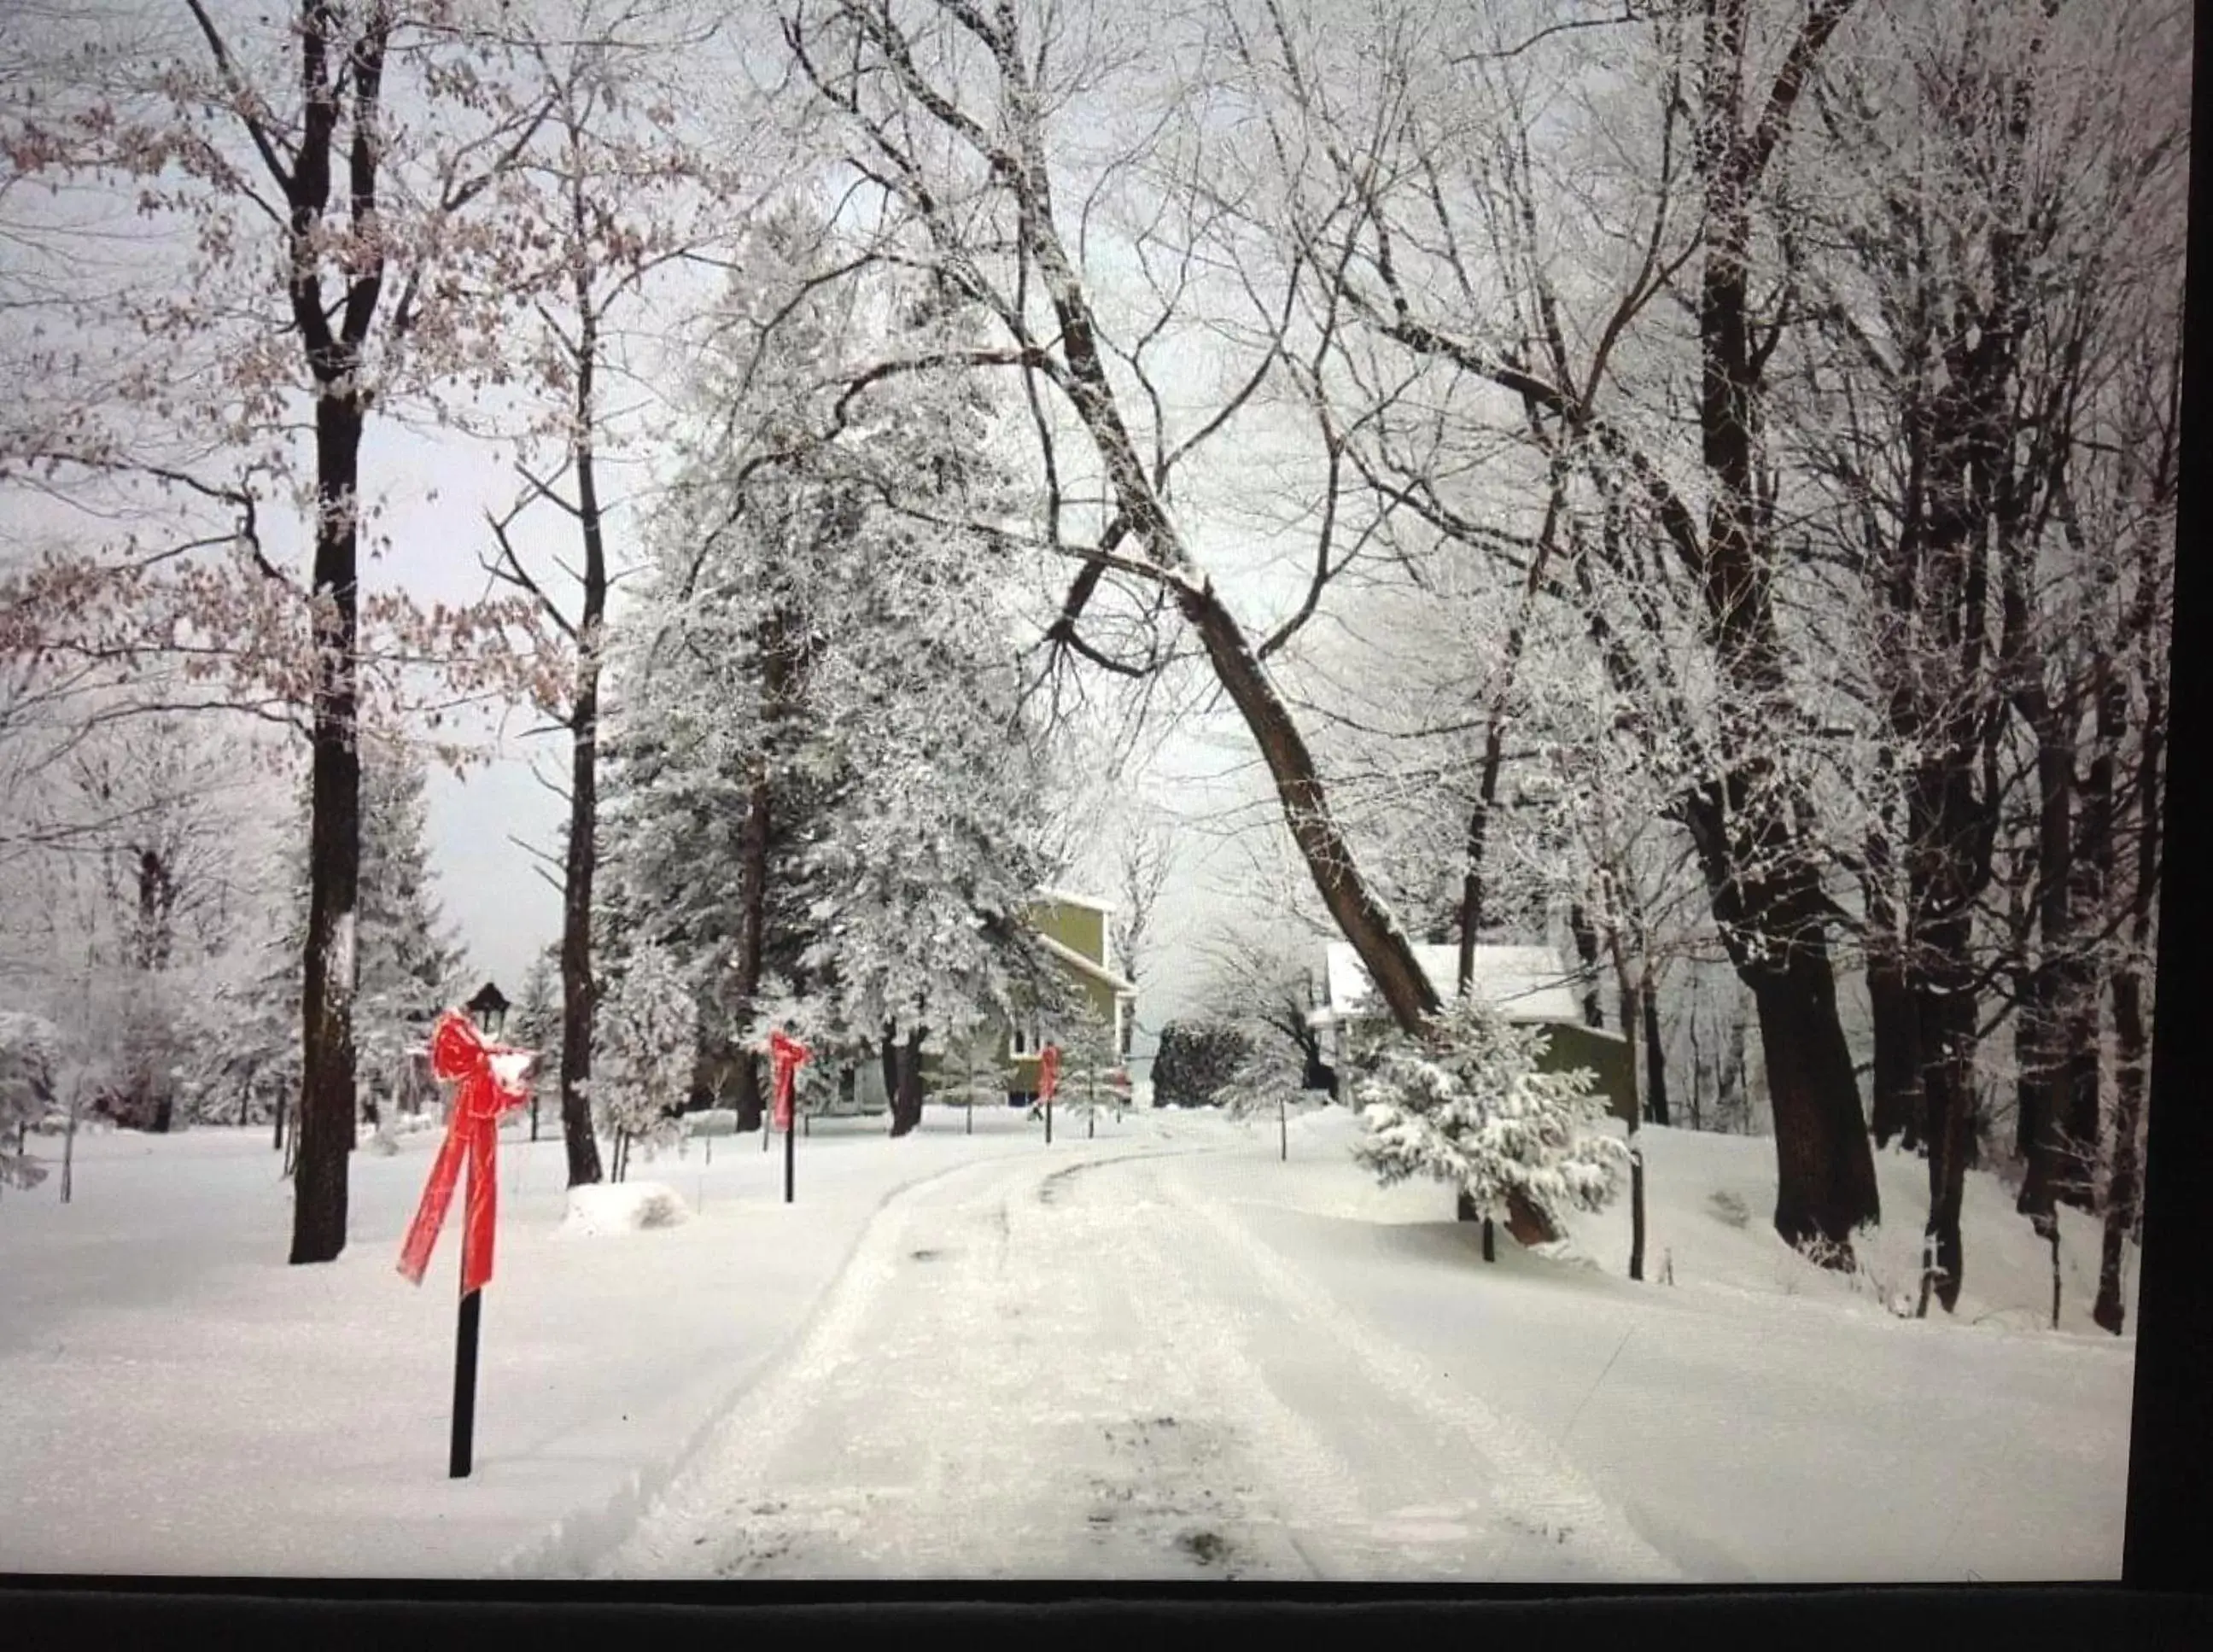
xmin=0 ymin=1105 xmax=2133 ymax=1580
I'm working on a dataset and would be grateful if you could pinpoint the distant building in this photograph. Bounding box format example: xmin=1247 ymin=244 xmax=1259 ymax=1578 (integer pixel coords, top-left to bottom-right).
xmin=1307 ymin=942 xmax=1635 ymax=1121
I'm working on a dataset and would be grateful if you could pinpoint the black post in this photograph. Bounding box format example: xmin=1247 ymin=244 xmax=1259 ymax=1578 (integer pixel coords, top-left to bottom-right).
xmin=451 ymin=1285 xmax=482 ymax=1479
xmin=1045 ymin=1090 xmax=1053 ymax=1145
xmin=966 ymin=1092 xmax=973 ymax=1135
xmin=1280 ymin=1092 xmax=1288 ymax=1162
xmin=784 ymin=1113 xmax=795 ymax=1205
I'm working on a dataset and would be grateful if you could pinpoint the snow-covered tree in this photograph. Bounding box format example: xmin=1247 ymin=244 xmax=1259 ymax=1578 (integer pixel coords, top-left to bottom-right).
xmin=605 ymin=218 xmax=1060 ymax=1140
xmin=353 ymin=734 xmax=464 ymax=1115
xmin=0 ymin=1011 xmax=60 ymax=1192
xmin=211 ymin=734 xmax=456 ymax=1136
xmin=594 ymin=940 xmax=696 ymax=1181
xmin=1354 ymin=997 xmax=1628 ymax=1251
xmin=1053 ymin=1008 xmax=1125 ymax=1139
xmin=509 ymin=945 xmax=562 ymax=1142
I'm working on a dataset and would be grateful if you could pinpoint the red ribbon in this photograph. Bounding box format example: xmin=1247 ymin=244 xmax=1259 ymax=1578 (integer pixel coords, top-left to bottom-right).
xmin=1038 ymin=1043 xmax=1061 ymax=1103
xmin=397 ymin=1011 xmax=531 ymax=1296
xmin=768 ymin=1029 xmax=810 ymax=1131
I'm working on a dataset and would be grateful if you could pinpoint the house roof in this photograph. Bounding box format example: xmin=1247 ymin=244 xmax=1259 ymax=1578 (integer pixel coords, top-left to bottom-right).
xmin=1035 ymin=931 xmax=1136 ymax=995
xmin=1033 ymin=887 xmax=1116 ymax=916
xmin=1318 ymin=941 xmax=1588 ymax=1024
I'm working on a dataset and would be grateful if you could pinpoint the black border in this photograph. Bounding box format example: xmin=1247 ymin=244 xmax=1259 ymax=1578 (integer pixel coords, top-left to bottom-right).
xmin=4 ymin=5 xmax=2208 ymax=1646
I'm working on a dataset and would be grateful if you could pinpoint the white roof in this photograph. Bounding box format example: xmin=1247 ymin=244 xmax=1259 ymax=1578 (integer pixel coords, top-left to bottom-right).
xmin=1322 ymin=942 xmax=1585 ymax=1024
xmin=1036 ymin=932 xmax=1136 ymax=995
xmin=1033 ymin=887 xmax=1115 ymax=915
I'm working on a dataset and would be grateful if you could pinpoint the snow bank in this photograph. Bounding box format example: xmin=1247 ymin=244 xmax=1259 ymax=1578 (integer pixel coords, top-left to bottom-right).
xmin=558 ymin=1181 xmax=692 ymax=1236
xmin=1180 ymin=1105 xmax=2136 ymax=1580
xmin=0 ymin=1106 xmax=1127 ymax=1578
xmin=686 ymin=1108 xmax=739 ymax=1137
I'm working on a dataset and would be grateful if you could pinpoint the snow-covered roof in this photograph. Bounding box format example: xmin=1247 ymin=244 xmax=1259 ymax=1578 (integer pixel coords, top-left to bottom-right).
xmin=1033 ymin=887 xmax=1116 ymax=916
xmin=1035 ymin=932 xmax=1136 ymax=996
xmin=1320 ymin=942 xmax=1586 ymax=1024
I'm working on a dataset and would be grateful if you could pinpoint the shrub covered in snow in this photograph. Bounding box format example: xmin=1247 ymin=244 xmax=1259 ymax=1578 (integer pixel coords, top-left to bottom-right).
xmin=1 ymin=1011 xmax=61 ymax=1190
xmin=594 ymin=942 xmax=697 ymax=1179
xmin=558 ymin=1181 xmax=693 ymax=1237
xmin=1352 ymin=997 xmax=1628 ymax=1229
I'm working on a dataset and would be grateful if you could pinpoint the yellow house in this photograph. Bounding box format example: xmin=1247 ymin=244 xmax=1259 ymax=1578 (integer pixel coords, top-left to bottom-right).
xmin=999 ymin=889 xmax=1136 ymax=1098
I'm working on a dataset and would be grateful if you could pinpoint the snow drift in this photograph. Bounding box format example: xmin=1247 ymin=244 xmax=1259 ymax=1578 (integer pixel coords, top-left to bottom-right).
xmin=558 ymin=1181 xmax=692 ymax=1236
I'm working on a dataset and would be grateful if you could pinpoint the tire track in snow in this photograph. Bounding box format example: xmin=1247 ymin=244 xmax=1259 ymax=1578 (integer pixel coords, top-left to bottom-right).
xmin=1147 ymin=1158 xmax=1682 ymax=1582
xmin=593 ymin=1138 xmax=1214 ymax=1577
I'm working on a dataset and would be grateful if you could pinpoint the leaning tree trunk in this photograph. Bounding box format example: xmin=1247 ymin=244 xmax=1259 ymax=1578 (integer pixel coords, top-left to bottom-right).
xmin=1001 ymin=100 xmax=1441 ymax=1048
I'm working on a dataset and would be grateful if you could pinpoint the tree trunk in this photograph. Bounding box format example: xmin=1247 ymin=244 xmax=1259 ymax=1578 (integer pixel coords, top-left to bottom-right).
xmin=2095 ymin=667 xmax=2158 ymax=1334
xmin=556 ymin=389 xmax=611 ymax=1188
xmin=1011 ymin=114 xmax=1439 ymax=1048
xmin=1746 ymin=955 xmax=1878 ymax=1251
xmin=890 ymin=1027 xmax=925 ymax=1137
xmin=283 ymin=5 xmax=396 ymax=1266
xmin=1173 ymin=579 xmax=1439 ymax=1036
xmin=1918 ymin=981 xmax=1977 ymax=1314
xmin=289 ymin=389 xmax=365 ymax=1267
xmin=1568 ymin=904 xmax=1604 ymax=1029
xmin=2096 ymin=966 xmax=2146 ymax=1334
xmin=1866 ymin=933 xmax=1924 ymax=1152
xmin=2060 ymin=655 xmax=2119 ymax=1211
xmin=1639 ymin=975 xmax=1668 ymax=1128
xmin=1685 ymin=0 xmax=1875 ymax=1263
xmin=2016 ymin=722 xmax=2076 ymax=1223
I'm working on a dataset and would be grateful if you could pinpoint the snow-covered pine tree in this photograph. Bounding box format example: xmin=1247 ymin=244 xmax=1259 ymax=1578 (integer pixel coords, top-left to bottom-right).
xmin=212 ymin=735 xmax=458 ymax=1140
xmin=510 ymin=945 xmax=561 ymax=1142
xmin=1354 ymin=996 xmax=1629 ymax=1253
xmin=607 ymin=229 xmax=1060 ymax=1141
xmin=1053 ymin=1007 xmax=1124 ymax=1139
xmin=597 ymin=206 xmax=862 ymax=1132
xmin=789 ymin=350 xmax=1059 ymax=1138
xmin=1217 ymin=1032 xmax=1311 ymax=1161
xmin=594 ymin=940 xmax=697 ymax=1182
xmin=353 ymin=733 xmax=464 ymax=1129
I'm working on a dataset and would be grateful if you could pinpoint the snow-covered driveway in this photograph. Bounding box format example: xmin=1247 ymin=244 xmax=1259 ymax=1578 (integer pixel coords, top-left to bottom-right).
xmin=596 ymin=1138 xmax=1680 ymax=1582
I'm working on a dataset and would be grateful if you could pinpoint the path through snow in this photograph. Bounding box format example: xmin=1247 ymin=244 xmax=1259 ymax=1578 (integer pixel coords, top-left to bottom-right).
xmin=593 ymin=1138 xmax=1679 ymax=1581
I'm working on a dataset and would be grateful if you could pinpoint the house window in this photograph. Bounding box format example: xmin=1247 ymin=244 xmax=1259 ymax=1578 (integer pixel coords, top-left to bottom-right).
xmin=1010 ymin=1019 xmax=1042 ymax=1056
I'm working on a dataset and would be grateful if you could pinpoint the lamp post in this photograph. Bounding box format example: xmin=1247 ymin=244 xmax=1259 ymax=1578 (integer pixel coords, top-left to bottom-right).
xmin=465 ymin=981 xmax=511 ymax=1040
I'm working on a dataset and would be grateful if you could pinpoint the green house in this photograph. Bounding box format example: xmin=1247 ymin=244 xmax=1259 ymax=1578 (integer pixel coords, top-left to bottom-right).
xmin=994 ymin=889 xmax=1136 ymax=1100
xmin=867 ymin=890 xmax=1136 ymax=1112
xmin=1309 ymin=942 xmax=1636 ymax=1122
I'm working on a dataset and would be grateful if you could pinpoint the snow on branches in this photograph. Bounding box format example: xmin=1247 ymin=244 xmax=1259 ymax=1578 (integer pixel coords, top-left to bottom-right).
xmin=1353 ymin=996 xmax=1627 ymax=1231
xmin=0 ymin=1011 xmax=61 ymax=1190
xmin=593 ymin=939 xmax=696 ymax=1180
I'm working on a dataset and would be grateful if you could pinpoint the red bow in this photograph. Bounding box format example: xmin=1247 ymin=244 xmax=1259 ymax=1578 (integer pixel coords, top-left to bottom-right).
xmin=1038 ymin=1043 xmax=1061 ymax=1103
xmin=398 ymin=1011 xmax=531 ymax=1296
xmin=768 ymin=1028 xmax=810 ymax=1131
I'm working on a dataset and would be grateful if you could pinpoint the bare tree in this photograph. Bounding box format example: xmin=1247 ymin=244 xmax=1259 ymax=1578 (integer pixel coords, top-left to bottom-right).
xmin=775 ymin=0 xmax=1445 ymax=1048
xmin=3 ymin=3 xmax=563 ymax=1262
xmin=479 ymin=0 xmax=761 ymax=1187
